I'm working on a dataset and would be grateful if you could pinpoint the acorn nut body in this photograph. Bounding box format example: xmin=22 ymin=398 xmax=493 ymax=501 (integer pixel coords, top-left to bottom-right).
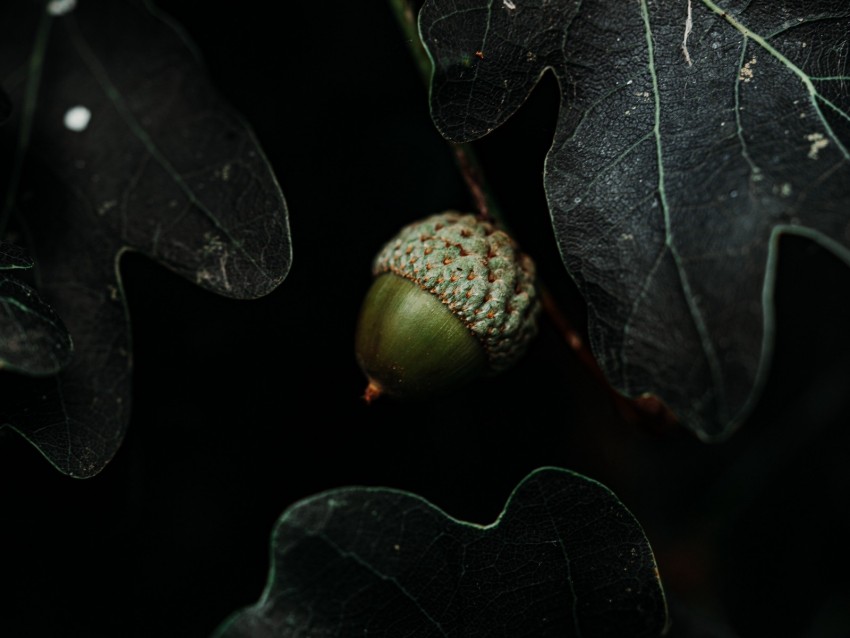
xmin=355 ymin=211 xmax=539 ymax=401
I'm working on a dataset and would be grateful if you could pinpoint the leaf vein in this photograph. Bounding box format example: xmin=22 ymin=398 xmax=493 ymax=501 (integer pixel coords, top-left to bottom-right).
xmin=643 ymin=0 xmax=728 ymax=421
xmin=314 ymin=531 xmax=451 ymax=638
xmin=63 ymin=17 xmax=268 ymax=281
xmin=701 ymin=0 xmax=850 ymax=161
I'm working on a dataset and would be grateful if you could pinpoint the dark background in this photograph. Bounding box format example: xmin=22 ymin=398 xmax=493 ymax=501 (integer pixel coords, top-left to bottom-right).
xmin=2 ymin=1 xmax=850 ymax=636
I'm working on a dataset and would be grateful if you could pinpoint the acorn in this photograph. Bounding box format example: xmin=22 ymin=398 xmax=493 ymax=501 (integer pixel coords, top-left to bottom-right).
xmin=355 ymin=211 xmax=539 ymax=402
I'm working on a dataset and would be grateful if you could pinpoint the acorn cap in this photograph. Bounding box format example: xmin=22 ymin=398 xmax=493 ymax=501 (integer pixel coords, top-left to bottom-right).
xmin=355 ymin=211 xmax=539 ymax=400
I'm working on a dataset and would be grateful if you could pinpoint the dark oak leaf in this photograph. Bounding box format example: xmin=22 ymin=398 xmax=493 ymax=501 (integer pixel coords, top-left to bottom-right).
xmin=420 ymin=0 xmax=850 ymax=438
xmin=0 ymin=242 xmax=72 ymax=376
xmin=0 ymin=241 xmax=34 ymax=271
xmin=0 ymin=0 xmax=291 ymax=477
xmin=215 ymin=467 xmax=668 ymax=638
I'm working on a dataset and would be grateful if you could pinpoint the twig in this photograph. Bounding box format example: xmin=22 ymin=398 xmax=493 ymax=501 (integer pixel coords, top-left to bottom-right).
xmin=387 ymin=0 xmax=678 ymax=431
xmin=453 ymin=146 xmax=492 ymax=222
xmin=387 ymin=0 xmax=433 ymax=89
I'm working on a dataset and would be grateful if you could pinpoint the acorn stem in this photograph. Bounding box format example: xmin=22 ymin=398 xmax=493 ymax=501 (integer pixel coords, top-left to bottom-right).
xmin=386 ymin=0 xmax=681 ymax=430
xmin=453 ymin=145 xmax=496 ymax=224
xmin=386 ymin=0 xmax=505 ymax=228
xmin=387 ymin=0 xmax=433 ymax=90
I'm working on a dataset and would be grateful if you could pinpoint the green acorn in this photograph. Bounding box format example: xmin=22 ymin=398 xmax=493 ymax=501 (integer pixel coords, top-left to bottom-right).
xmin=355 ymin=211 xmax=539 ymax=402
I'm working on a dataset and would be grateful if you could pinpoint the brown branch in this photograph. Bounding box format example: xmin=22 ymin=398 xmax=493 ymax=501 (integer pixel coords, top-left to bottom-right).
xmin=541 ymin=289 xmax=677 ymax=431
xmin=387 ymin=0 xmax=679 ymax=433
xmin=453 ymin=145 xmax=492 ymax=222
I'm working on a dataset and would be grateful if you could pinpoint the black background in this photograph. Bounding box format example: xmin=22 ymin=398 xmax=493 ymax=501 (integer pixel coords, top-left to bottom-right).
xmin=2 ymin=1 xmax=850 ymax=636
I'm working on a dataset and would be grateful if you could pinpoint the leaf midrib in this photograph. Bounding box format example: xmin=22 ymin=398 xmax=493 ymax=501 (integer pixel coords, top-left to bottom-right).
xmin=639 ymin=0 xmax=729 ymax=423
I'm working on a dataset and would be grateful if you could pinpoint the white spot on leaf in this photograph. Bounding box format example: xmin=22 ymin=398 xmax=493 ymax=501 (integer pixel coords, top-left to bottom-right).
xmin=64 ymin=106 xmax=91 ymax=132
xmin=217 ymin=163 xmax=232 ymax=181
xmin=806 ymin=132 xmax=829 ymax=159
xmin=198 ymin=232 xmax=232 ymax=291
xmin=47 ymin=0 xmax=76 ymax=15
xmin=739 ymin=56 xmax=757 ymax=83
xmin=97 ymin=200 xmax=117 ymax=216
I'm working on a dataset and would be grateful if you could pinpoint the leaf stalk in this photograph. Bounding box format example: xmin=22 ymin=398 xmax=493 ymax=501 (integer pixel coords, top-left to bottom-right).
xmin=386 ymin=0 xmax=678 ymax=430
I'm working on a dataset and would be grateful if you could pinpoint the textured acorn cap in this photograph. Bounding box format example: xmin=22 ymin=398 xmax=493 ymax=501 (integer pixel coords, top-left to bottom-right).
xmin=356 ymin=211 xmax=539 ymax=399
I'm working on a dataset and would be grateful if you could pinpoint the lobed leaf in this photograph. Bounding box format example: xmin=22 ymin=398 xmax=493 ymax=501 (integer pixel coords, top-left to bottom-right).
xmin=0 ymin=0 xmax=291 ymax=476
xmin=0 ymin=241 xmax=72 ymax=376
xmin=420 ymin=0 xmax=850 ymax=438
xmin=215 ymin=467 xmax=668 ymax=638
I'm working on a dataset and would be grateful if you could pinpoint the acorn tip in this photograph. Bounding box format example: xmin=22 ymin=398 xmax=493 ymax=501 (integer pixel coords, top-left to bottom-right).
xmin=363 ymin=378 xmax=383 ymax=405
